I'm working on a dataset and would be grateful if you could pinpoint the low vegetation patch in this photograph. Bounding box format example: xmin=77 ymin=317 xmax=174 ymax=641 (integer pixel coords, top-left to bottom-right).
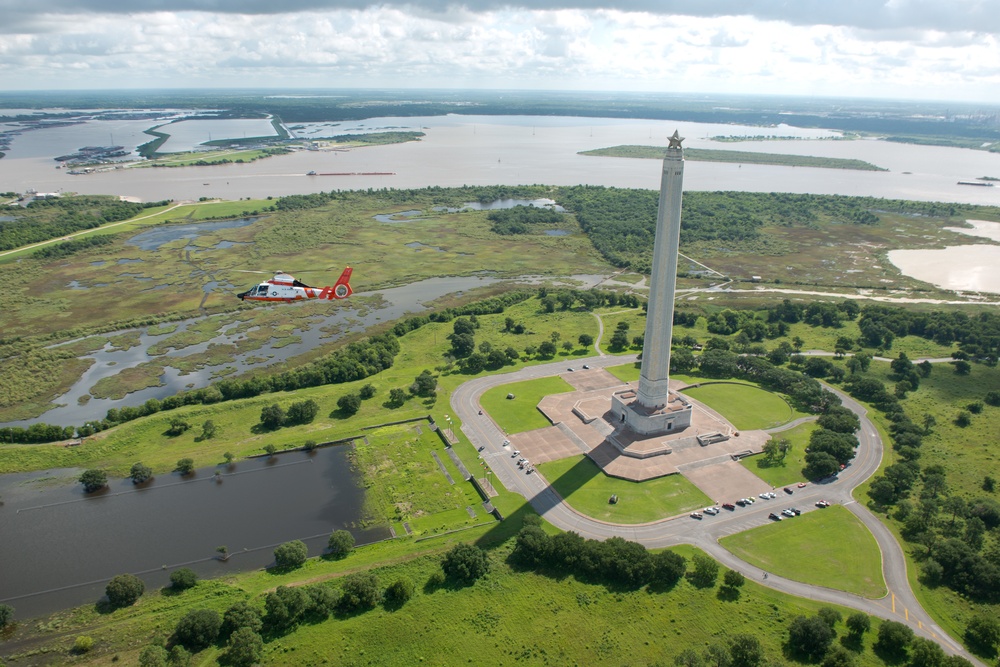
xmin=537 ymin=455 xmax=712 ymax=522
xmin=720 ymin=505 xmax=887 ymax=599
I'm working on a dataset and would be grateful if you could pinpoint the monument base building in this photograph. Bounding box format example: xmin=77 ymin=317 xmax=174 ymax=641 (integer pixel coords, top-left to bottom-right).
xmin=610 ymin=387 xmax=692 ymax=436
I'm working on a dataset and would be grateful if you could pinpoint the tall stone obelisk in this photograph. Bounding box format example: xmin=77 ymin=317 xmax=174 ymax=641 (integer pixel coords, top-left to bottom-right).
xmin=636 ymin=130 xmax=685 ymax=409
xmin=610 ymin=130 xmax=692 ymax=436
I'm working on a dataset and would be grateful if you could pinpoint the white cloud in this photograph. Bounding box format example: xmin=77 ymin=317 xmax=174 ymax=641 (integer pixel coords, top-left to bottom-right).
xmin=0 ymin=6 xmax=997 ymax=100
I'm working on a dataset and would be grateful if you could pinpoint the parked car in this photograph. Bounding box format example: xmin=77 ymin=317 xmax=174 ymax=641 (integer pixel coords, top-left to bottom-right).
xmin=735 ymin=499 xmax=747 ymax=507
xmin=816 ymin=500 xmax=830 ymax=508
xmin=797 ymin=482 xmax=807 ymax=488
xmin=511 ymin=450 xmax=520 ymax=457
xmin=783 ymin=487 xmax=793 ymax=494
xmin=766 ymin=491 xmax=777 ymax=499
xmin=768 ymin=512 xmax=782 ymax=521
xmin=782 ymin=509 xmax=796 ymax=517
xmin=704 ymin=507 xmax=720 ymax=515
xmin=567 ymin=367 xmax=574 ymax=372
xmin=759 ymin=492 xmax=770 ymax=499
xmin=582 ymin=364 xmax=590 ymax=369
xmin=790 ymin=508 xmax=802 ymax=515
xmin=690 ymin=512 xmax=703 ymax=519
xmin=722 ymin=503 xmax=736 ymax=510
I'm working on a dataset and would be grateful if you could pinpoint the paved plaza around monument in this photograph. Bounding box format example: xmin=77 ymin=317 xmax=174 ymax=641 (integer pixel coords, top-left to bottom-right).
xmin=502 ymin=367 xmax=774 ymax=501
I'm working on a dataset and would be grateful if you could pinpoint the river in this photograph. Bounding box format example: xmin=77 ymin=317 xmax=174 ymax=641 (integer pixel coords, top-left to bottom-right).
xmin=3 ymin=114 xmax=1000 ymax=206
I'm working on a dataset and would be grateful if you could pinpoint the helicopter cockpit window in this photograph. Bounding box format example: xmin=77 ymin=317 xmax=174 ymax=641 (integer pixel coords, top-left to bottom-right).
xmin=252 ymin=285 xmax=266 ymax=296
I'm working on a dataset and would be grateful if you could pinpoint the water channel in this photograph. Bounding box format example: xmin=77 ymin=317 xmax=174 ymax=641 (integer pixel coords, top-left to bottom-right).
xmin=0 ymin=446 xmax=387 ymax=619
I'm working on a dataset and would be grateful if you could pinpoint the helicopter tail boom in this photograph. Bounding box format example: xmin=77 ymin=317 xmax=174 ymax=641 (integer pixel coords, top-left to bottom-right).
xmin=320 ymin=266 xmax=353 ymax=299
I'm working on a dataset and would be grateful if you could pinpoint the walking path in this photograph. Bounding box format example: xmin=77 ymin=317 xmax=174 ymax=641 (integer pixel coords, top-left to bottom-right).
xmin=451 ymin=357 xmax=981 ymax=666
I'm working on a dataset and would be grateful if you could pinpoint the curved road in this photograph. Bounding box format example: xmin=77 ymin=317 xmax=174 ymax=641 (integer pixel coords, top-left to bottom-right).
xmin=451 ymin=356 xmax=981 ymax=665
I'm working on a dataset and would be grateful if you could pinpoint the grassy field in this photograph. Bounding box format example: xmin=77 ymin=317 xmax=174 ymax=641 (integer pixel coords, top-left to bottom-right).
xmin=138 ymin=148 xmax=285 ymax=167
xmin=580 ymin=145 xmax=887 ymax=171
xmin=0 ymin=535 xmax=896 ymax=667
xmin=856 ymin=359 xmax=1000 ymax=645
xmin=741 ymin=421 xmax=817 ymax=487
xmin=720 ymin=505 xmax=887 ymax=599
xmin=681 ymin=382 xmax=802 ymax=430
xmin=537 ymin=454 xmax=712 ymax=522
xmin=351 ymin=423 xmax=488 ymax=536
xmin=479 ymin=377 xmax=575 ymax=434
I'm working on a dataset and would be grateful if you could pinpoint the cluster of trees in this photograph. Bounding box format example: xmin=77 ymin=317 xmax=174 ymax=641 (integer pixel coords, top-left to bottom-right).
xmin=512 ymin=522 xmax=688 ymax=589
xmin=858 ymin=305 xmax=1000 ymax=360
xmin=487 ymin=204 xmax=564 ymax=234
xmin=765 ymin=299 xmax=860 ymax=329
xmin=0 ymin=422 xmax=75 ymax=444
xmin=448 ymin=315 xmax=521 ymax=373
xmin=139 ymin=547 xmax=411 ymax=665
xmin=0 ymin=195 xmax=166 ymax=251
xmin=390 ymin=290 xmax=534 ymax=338
xmin=32 ymin=233 xmax=117 ymax=259
xmin=337 ymin=383 xmax=376 ymax=415
xmin=538 ymin=286 xmax=643 ymax=313
xmin=258 ymin=399 xmax=319 ymax=430
xmin=847 ymin=368 xmax=1000 ymax=603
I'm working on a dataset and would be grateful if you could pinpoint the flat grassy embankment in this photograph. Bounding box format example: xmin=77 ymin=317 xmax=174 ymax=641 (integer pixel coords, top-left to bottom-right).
xmin=537 ymin=454 xmax=712 ymax=522
xmin=741 ymin=421 xmax=818 ymax=487
xmin=681 ymin=382 xmax=803 ymax=430
xmin=580 ymin=145 xmax=887 ymax=170
xmin=479 ymin=377 xmax=574 ymax=434
xmin=0 ymin=537 xmax=893 ymax=666
xmin=139 ymin=148 xmax=283 ymax=167
xmin=352 ymin=422 xmax=489 ymax=536
xmin=720 ymin=504 xmax=887 ymax=599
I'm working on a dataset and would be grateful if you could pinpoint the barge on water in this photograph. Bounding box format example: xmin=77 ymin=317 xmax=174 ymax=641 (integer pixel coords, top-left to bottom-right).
xmin=307 ymin=171 xmax=395 ymax=176
xmin=957 ymin=180 xmax=995 ymax=187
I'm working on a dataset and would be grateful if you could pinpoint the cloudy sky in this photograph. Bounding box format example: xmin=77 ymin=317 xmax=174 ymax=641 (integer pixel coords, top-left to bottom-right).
xmin=2 ymin=0 xmax=999 ymax=101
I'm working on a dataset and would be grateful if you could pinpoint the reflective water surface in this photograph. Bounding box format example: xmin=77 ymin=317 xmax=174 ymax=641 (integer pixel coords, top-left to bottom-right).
xmin=0 ymin=446 xmax=386 ymax=618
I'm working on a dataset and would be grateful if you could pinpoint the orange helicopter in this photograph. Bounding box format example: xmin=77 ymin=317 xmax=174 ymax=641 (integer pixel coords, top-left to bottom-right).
xmin=236 ymin=267 xmax=353 ymax=302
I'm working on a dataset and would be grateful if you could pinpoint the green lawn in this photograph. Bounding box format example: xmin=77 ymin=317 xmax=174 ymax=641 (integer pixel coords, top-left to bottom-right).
xmin=741 ymin=421 xmax=817 ymax=487
xmin=682 ymin=382 xmax=803 ymax=430
xmin=720 ymin=504 xmax=887 ymax=599
xmin=6 ymin=537 xmax=892 ymax=667
xmin=479 ymin=376 xmax=574 ymax=434
xmin=536 ymin=455 xmax=712 ymax=523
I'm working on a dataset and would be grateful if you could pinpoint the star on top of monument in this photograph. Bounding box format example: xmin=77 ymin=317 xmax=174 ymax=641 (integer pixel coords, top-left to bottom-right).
xmin=668 ymin=130 xmax=684 ymax=149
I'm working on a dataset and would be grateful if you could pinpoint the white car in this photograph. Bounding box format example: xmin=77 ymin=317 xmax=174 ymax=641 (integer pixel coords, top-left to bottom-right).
xmin=781 ymin=508 xmax=796 ymax=517
xmin=690 ymin=512 xmax=703 ymax=519
xmin=767 ymin=492 xmax=777 ymax=499
xmin=704 ymin=507 xmax=720 ymax=515
xmin=511 ymin=450 xmax=520 ymax=457
xmin=759 ymin=492 xmax=770 ymax=499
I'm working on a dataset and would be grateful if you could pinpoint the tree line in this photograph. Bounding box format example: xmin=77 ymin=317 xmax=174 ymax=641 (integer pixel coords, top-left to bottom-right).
xmin=556 ymin=186 xmax=996 ymax=274
xmin=0 ymin=196 xmax=168 ymax=251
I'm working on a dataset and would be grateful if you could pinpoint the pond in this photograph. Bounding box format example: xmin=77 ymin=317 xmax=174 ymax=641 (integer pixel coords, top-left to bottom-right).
xmin=887 ymin=219 xmax=1000 ymax=293
xmin=125 ymin=217 xmax=261 ymax=251
xmin=0 ymin=446 xmax=387 ymax=618
xmin=432 ymin=198 xmax=566 ymax=213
